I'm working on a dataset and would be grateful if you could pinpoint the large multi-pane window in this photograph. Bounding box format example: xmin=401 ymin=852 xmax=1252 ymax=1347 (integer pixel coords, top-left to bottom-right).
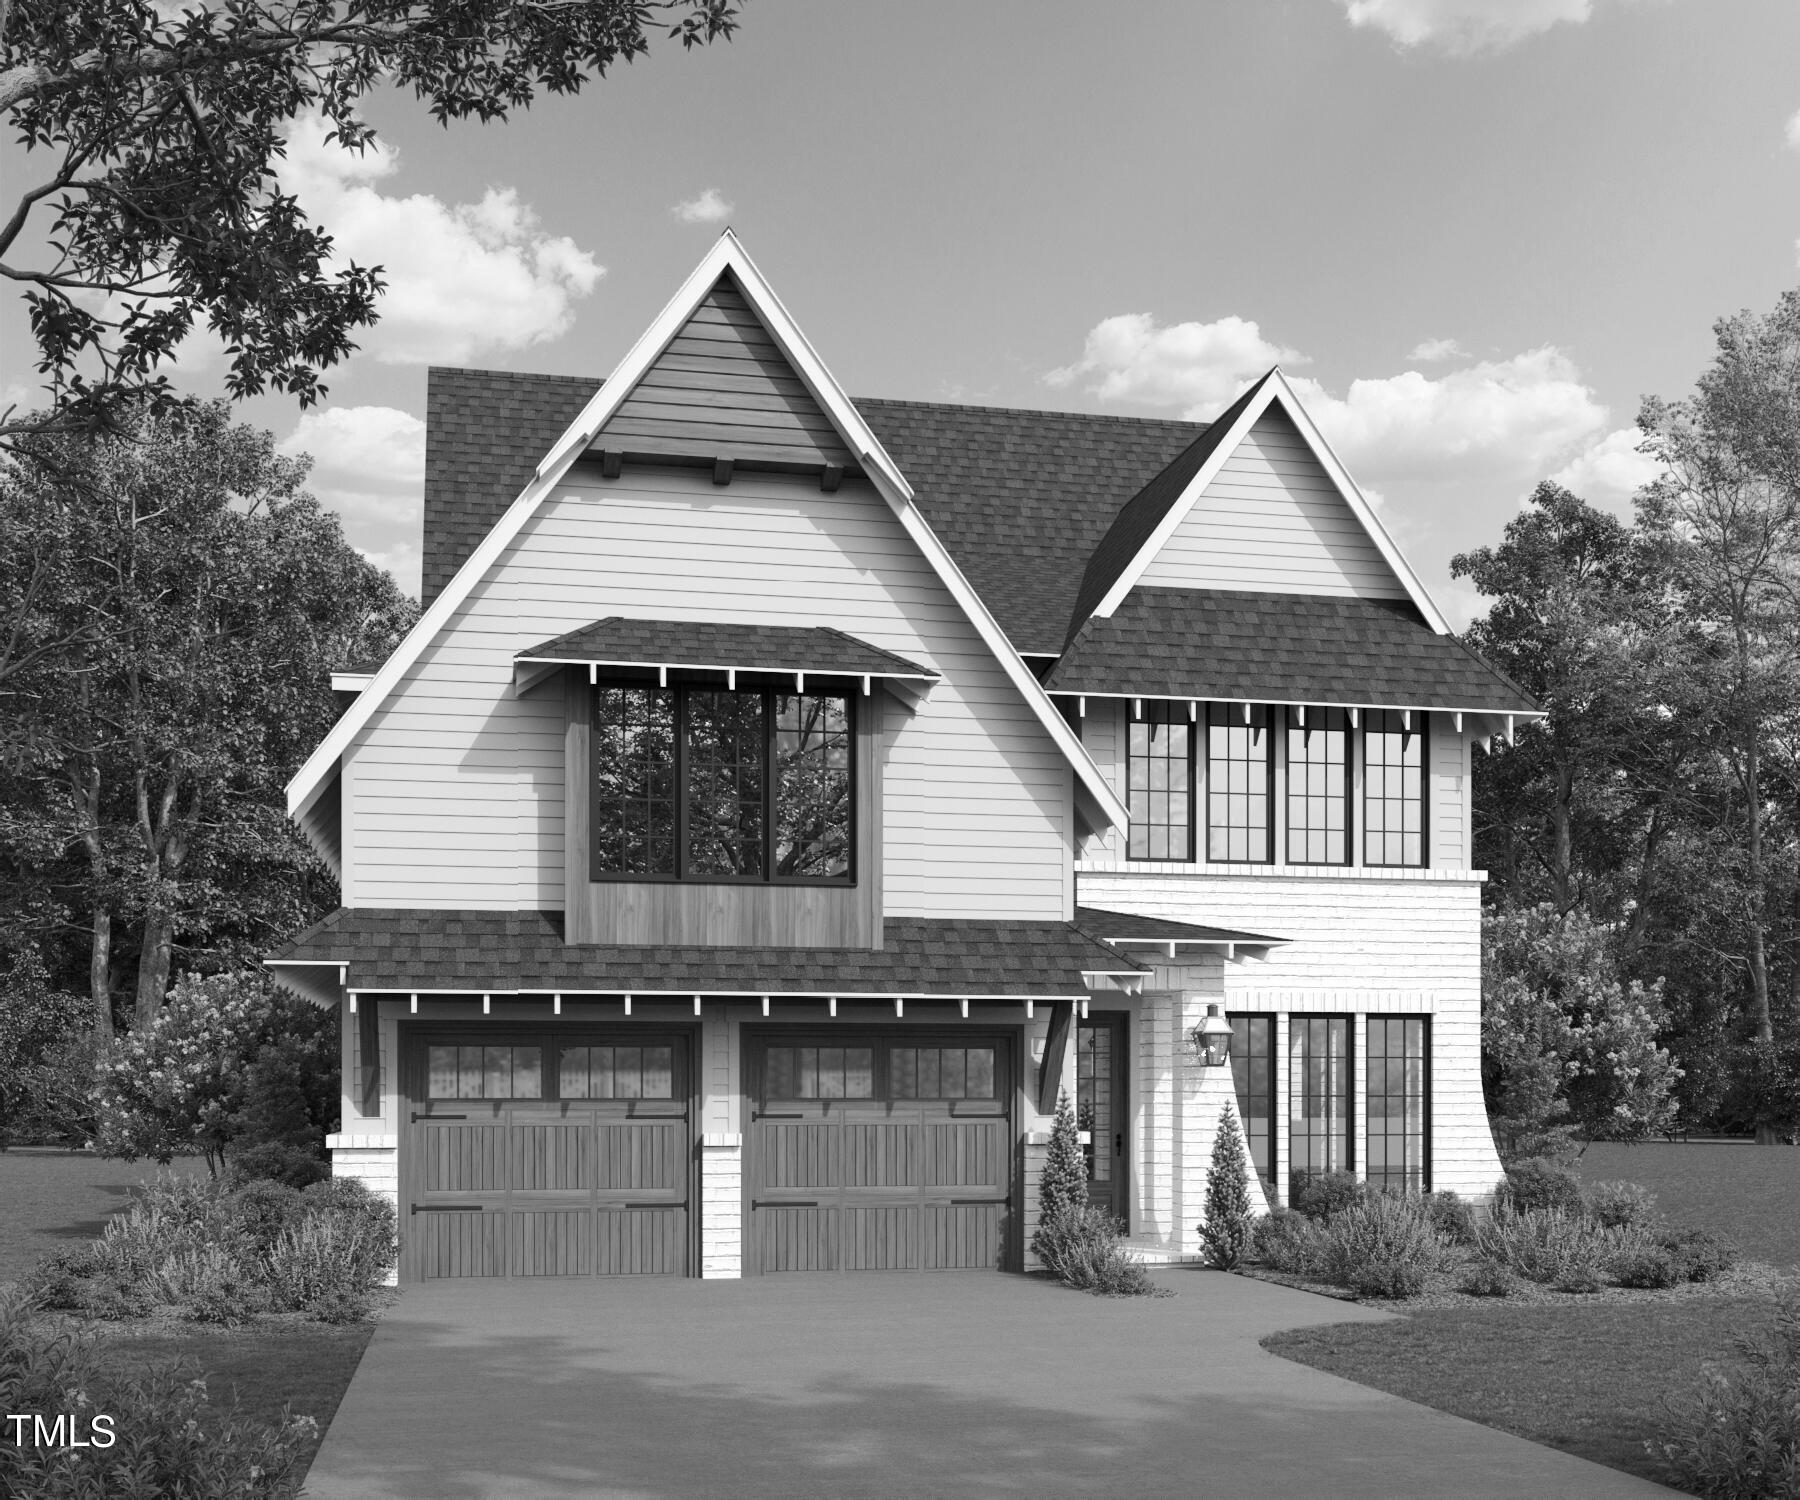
xmin=1127 ymin=704 xmax=1194 ymax=860
xmin=427 ymin=1045 xmax=544 ymax=1100
xmin=1206 ymin=705 xmax=1273 ymax=862
xmin=1367 ymin=1017 xmax=1429 ymax=1191
xmin=592 ymin=684 xmax=852 ymax=882
xmin=1364 ymin=710 xmax=1426 ymax=867
xmin=1289 ymin=1016 xmax=1352 ymax=1184
xmin=1230 ymin=1015 xmax=1276 ymax=1184
xmin=1286 ymin=707 xmax=1350 ymax=865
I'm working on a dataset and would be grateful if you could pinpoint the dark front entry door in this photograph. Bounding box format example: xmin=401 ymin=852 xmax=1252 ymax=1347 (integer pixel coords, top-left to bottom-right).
xmin=1076 ymin=1013 xmax=1127 ymax=1222
xmin=402 ymin=1026 xmax=692 ymax=1280
xmin=746 ymin=1030 xmax=1014 ymax=1273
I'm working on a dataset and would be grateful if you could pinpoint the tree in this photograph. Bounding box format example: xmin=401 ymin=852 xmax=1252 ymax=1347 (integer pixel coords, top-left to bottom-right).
xmin=1199 ymin=1102 xmax=1253 ymax=1270
xmin=0 ymin=0 xmax=738 ymax=445
xmin=1638 ymin=293 xmax=1800 ymax=1137
xmin=1481 ymin=903 xmax=1682 ymax=1161
xmin=92 ymin=969 xmax=332 ymax=1174
xmin=1038 ymin=1090 xmax=1086 ymax=1224
xmin=0 ymin=399 xmax=416 ymax=1028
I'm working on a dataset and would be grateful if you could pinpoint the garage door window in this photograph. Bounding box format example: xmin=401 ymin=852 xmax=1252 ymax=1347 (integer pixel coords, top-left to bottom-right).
xmin=559 ymin=1044 xmax=675 ymax=1100
xmin=427 ymin=1044 xmax=544 ymax=1100
xmin=890 ymin=1046 xmax=997 ymax=1099
xmin=766 ymin=1046 xmax=875 ymax=1100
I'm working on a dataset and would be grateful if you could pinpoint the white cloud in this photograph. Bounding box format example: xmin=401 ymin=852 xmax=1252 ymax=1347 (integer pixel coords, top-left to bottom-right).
xmin=357 ymin=540 xmax=423 ymax=599
xmin=1547 ymin=426 xmax=1664 ymax=511
xmin=275 ymin=116 xmax=603 ymax=365
xmin=1044 ymin=312 xmax=1306 ymax=416
xmin=1436 ymin=579 xmax=1493 ymax=631
xmin=1338 ymin=0 xmax=1612 ymax=55
xmin=280 ymin=404 xmax=426 ymax=597
xmin=673 ymin=188 xmax=733 ymax=225
xmin=1784 ymin=108 xmax=1800 ymax=152
xmin=1409 ymin=337 xmax=1467 ymax=362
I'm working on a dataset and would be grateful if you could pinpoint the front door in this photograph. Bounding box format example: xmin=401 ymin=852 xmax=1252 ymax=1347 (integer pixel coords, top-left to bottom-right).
xmin=1076 ymin=1013 xmax=1127 ymax=1222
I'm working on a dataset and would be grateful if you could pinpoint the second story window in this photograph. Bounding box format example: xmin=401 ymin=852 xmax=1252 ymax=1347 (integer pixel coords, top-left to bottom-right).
xmin=1207 ymin=704 xmax=1272 ymax=863
xmin=1286 ymin=707 xmax=1350 ymax=865
xmin=593 ymin=684 xmax=852 ymax=883
xmin=1127 ymin=703 xmax=1194 ymax=860
xmin=1364 ymin=709 xmax=1425 ymax=867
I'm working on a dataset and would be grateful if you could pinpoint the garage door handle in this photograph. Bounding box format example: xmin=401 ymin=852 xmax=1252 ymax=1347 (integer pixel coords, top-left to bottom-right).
xmin=411 ymin=1113 xmax=467 ymax=1122
xmin=949 ymin=1198 xmax=1007 ymax=1206
xmin=411 ymin=1204 xmax=483 ymax=1214
xmin=753 ymin=1111 xmax=804 ymax=1120
xmin=752 ymin=1200 xmax=819 ymax=1208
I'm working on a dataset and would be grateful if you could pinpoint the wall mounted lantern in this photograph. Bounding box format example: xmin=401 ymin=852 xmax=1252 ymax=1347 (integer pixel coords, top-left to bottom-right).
xmin=1194 ymin=1003 xmax=1232 ymax=1068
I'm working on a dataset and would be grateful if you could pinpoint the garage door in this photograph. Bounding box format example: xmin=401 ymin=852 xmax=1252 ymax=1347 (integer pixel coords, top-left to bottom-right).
xmin=403 ymin=1028 xmax=690 ymax=1280
xmin=747 ymin=1031 xmax=1013 ymax=1273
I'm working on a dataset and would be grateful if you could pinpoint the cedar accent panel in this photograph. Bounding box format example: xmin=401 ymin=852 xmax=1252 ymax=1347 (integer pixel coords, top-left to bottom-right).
xmin=562 ymin=669 xmax=881 ymax=947
xmin=592 ymin=273 xmax=857 ymax=472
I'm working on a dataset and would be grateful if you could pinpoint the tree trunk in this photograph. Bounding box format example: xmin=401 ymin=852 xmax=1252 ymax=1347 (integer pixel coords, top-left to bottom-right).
xmin=1551 ymin=758 xmax=1576 ymax=912
xmin=69 ymin=756 xmax=115 ymax=1044
xmin=135 ymin=910 xmax=174 ymax=1029
xmin=89 ymin=908 xmax=114 ymax=1047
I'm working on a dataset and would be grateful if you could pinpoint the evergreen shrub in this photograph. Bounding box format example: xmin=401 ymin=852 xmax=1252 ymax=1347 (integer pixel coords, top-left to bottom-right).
xmin=1199 ymin=1102 xmax=1255 ymax=1270
xmin=1289 ymin=1169 xmax=1366 ymax=1221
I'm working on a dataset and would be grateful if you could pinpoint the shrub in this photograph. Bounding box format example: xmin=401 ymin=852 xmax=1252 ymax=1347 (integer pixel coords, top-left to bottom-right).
xmin=1658 ymin=1226 xmax=1739 ymax=1284
xmin=0 ymin=948 xmax=96 ymax=1148
xmin=224 ymin=1178 xmax=306 ymax=1253
xmin=227 ymin=1139 xmax=331 ymax=1189
xmin=0 ymin=1291 xmax=315 ymax=1498
xmin=1584 ymin=1179 xmax=1659 ymax=1230
xmin=1459 ymin=1256 xmax=1515 ymax=1297
xmin=1036 ymin=1091 xmax=1086 ymax=1230
xmin=1315 ymin=1193 xmax=1447 ymax=1300
xmin=1289 ymin=1169 xmax=1366 ymax=1222
xmin=1474 ymin=1206 xmax=1635 ymax=1286
xmin=1031 ymin=1203 xmax=1167 ymax=1298
xmin=1425 ymin=1190 xmax=1477 ymax=1245
xmin=1654 ymin=1287 xmax=1800 ymax=1498
xmin=1199 ymin=1102 xmax=1255 ymax=1270
xmin=1251 ymin=1208 xmax=1323 ymax=1277
xmin=147 ymin=1244 xmax=268 ymax=1326
xmin=1614 ymin=1246 xmax=1682 ymax=1290
xmin=300 ymin=1176 xmax=397 ymax=1284
xmin=1498 ymin=1158 xmax=1584 ymax=1217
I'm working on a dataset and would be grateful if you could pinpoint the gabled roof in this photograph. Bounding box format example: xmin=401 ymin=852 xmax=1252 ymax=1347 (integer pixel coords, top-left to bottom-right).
xmin=1071 ymin=368 xmax=1451 ymax=638
xmin=287 ymin=231 xmax=1130 ymax=834
xmin=1043 ymin=589 xmax=1537 ymax=713
xmin=266 ymin=908 xmax=1146 ymax=1004
xmin=515 ymin=619 xmax=938 ymax=681
xmin=1063 ymin=373 xmax=1272 ymax=647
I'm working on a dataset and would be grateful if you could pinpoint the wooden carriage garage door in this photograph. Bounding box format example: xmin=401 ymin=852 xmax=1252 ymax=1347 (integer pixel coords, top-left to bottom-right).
xmin=403 ymin=1028 xmax=691 ymax=1280
xmin=747 ymin=1031 xmax=1013 ymax=1273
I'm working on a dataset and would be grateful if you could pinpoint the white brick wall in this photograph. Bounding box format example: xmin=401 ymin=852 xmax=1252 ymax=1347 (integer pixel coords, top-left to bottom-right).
xmin=327 ymin=1135 xmax=400 ymax=1286
xmin=699 ymin=1135 xmax=743 ymax=1278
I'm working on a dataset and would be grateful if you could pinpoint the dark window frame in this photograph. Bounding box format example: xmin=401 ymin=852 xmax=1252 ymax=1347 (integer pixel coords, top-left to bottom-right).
xmin=754 ymin=1031 xmax=1011 ymax=1107
xmin=1229 ymin=1012 xmax=1277 ymax=1186
xmin=1288 ymin=1014 xmax=1354 ymax=1181
xmin=1284 ymin=707 xmax=1351 ymax=866
xmin=1366 ymin=1016 xmax=1431 ymax=1193
xmin=1362 ymin=709 xmax=1429 ymax=868
xmin=1205 ymin=703 xmax=1275 ymax=864
xmin=589 ymin=676 xmax=856 ymax=887
xmin=1126 ymin=701 xmax=1197 ymax=862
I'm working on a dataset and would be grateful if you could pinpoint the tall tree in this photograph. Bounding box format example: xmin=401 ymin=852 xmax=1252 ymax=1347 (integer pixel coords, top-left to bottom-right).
xmin=1638 ymin=296 xmax=1800 ymax=1101
xmin=0 ymin=0 xmax=738 ymax=446
xmin=0 ymin=400 xmax=416 ymax=1029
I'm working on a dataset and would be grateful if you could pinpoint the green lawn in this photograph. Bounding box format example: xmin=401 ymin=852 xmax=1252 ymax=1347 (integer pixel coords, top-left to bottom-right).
xmin=1265 ymin=1298 xmax=1775 ymax=1490
xmin=1575 ymin=1141 xmax=1800 ymax=1267
xmin=0 ymin=1147 xmax=205 ymax=1286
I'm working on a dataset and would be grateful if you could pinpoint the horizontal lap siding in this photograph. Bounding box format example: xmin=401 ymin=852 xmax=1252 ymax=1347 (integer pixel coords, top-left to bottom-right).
xmin=349 ymin=468 xmax=1069 ymax=918
xmin=1137 ymin=408 xmax=1407 ymax=599
xmin=596 ymin=279 xmax=856 ymax=469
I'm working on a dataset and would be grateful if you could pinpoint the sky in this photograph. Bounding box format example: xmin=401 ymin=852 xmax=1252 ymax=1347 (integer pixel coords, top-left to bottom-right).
xmin=6 ymin=0 xmax=1800 ymax=623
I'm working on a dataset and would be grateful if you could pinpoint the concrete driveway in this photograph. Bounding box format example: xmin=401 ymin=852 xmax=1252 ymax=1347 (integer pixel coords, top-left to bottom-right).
xmin=302 ymin=1269 xmax=1675 ymax=1499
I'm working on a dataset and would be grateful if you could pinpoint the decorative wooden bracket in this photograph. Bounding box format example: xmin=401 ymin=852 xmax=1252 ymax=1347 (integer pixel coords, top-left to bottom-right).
xmin=1036 ymin=1000 xmax=1074 ymax=1114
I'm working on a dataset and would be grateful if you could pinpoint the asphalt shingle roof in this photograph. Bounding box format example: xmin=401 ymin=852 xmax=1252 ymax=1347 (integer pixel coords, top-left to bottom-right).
xmin=269 ymin=909 xmax=1145 ymax=996
xmin=1043 ymin=589 xmax=1537 ymax=713
xmin=1072 ymin=907 xmax=1287 ymax=947
xmin=517 ymin=619 xmax=936 ymax=680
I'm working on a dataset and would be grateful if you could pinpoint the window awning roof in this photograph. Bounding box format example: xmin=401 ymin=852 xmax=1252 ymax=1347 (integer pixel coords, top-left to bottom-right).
xmin=513 ymin=618 xmax=941 ymax=697
xmin=1074 ymin=906 xmax=1288 ymax=961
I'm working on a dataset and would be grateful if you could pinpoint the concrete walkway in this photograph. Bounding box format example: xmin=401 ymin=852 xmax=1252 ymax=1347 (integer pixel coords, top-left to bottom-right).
xmin=303 ymin=1269 xmax=1675 ymax=1499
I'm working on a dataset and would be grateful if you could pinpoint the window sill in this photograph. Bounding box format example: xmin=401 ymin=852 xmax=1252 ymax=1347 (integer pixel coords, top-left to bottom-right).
xmin=1078 ymin=863 xmax=1487 ymax=883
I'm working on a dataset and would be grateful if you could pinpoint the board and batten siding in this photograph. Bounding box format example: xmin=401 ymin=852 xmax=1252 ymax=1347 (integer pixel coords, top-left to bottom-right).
xmin=343 ymin=466 xmax=1073 ymax=920
xmin=1136 ymin=407 xmax=1408 ymax=600
xmin=593 ymin=274 xmax=857 ymax=472
xmin=1079 ymin=871 xmax=1503 ymax=1203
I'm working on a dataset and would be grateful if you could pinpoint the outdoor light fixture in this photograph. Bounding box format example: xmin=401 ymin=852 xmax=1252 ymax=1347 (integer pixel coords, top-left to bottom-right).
xmin=1195 ymin=1003 xmax=1232 ymax=1067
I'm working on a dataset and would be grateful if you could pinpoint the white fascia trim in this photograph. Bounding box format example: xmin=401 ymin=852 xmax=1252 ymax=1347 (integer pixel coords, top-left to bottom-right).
xmin=287 ymin=984 xmax=1101 ymax=1003
xmin=1049 ymin=690 xmax=1544 ymax=720
xmin=1090 ymin=368 xmax=1451 ymax=635
xmin=288 ymin=229 xmax=1127 ymax=831
xmin=331 ymin=671 xmax=374 ymax=693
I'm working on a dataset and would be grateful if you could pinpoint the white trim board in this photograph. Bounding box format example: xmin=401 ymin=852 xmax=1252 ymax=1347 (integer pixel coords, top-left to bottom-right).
xmin=285 ymin=230 xmax=1128 ymax=837
xmin=1090 ymin=368 xmax=1451 ymax=635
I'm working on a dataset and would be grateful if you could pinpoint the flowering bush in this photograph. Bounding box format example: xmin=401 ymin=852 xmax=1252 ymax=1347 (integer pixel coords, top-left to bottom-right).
xmin=92 ymin=971 xmax=335 ymax=1176
xmin=1315 ymin=1193 xmax=1450 ymax=1300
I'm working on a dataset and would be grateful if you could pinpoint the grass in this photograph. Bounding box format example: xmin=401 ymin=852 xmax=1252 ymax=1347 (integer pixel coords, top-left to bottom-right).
xmin=0 ymin=1147 xmax=205 ymax=1285
xmin=1575 ymin=1141 xmax=1800 ymax=1267
xmin=1264 ymin=1297 xmax=1777 ymax=1488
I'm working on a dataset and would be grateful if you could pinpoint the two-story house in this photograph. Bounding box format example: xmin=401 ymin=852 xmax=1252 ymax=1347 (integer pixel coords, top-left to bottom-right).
xmin=269 ymin=232 xmax=1535 ymax=1282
